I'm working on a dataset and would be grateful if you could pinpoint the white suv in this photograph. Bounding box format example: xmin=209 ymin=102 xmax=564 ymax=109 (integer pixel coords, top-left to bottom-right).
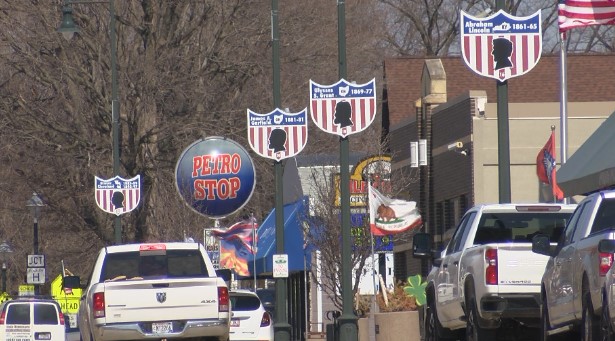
xmin=0 ymin=297 xmax=67 ymax=341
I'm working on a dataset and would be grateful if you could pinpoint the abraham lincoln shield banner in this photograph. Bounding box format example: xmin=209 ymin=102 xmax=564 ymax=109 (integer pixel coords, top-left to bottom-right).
xmin=95 ymin=175 xmax=141 ymax=216
xmin=461 ymin=10 xmax=542 ymax=82
xmin=309 ymin=79 xmax=376 ymax=138
xmin=247 ymin=108 xmax=308 ymax=161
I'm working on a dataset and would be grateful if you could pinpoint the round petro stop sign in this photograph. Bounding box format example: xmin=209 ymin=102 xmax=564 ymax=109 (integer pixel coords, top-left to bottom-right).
xmin=175 ymin=137 xmax=256 ymax=218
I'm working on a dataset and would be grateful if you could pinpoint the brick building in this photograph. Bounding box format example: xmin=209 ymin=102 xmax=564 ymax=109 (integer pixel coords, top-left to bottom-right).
xmin=382 ymin=54 xmax=615 ymax=278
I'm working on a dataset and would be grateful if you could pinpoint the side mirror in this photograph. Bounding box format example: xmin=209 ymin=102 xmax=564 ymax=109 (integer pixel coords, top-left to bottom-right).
xmin=531 ymin=234 xmax=554 ymax=256
xmin=599 ymin=239 xmax=615 ymax=253
xmin=62 ymin=275 xmax=81 ymax=289
xmin=216 ymin=269 xmax=232 ymax=282
xmin=412 ymin=232 xmax=433 ymax=259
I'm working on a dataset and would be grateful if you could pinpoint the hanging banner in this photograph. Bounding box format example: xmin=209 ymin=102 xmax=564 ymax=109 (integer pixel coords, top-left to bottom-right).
xmin=95 ymin=175 xmax=141 ymax=215
xmin=175 ymin=137 xmax=256 ymax=218
xmin=309 ymin=78 xmax=376 ymax=138
xmin=247 ymin=108 xmax=308 ymax=161
xmin=461 ymin=10 xmax=542 ymax=82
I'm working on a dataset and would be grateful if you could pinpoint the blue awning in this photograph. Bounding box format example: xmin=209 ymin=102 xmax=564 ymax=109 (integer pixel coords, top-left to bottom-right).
xmin=246 ymin=196 xmax=311 ymax=277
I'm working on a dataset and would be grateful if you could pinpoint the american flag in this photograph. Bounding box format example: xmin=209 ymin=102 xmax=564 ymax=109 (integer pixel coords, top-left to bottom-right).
xmin=559 ymin=0 xmax=615 ymax=32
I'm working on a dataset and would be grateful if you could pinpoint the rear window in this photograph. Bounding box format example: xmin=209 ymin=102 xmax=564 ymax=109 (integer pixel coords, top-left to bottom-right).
xmin=230 ymin=295 xmax=261 ymax=311
xmin=474 ymin=212 xmax=571 ymax=244
xmin=101 ymin=250 xmax=209 ymax=281
xmin=34 ymin=304 xmax=59 ymax=325
xmin=592 ymin=199 xmax=615 ymax=234
xmin=6 ymin=303 xmax=30 ymax=324
xmin=4 ymin=302 xmax=58 ymax=325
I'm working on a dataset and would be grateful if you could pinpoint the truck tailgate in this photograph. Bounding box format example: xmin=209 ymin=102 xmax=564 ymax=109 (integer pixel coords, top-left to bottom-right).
xmin=99 ymin=278 xmax=221 ymax=323
xmin=496 ymin=244 xmax=547 ymax=292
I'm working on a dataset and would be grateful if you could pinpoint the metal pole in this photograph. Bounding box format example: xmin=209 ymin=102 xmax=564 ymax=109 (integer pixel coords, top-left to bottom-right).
xmin=496 ymin=0 xmax=511 ymax=204
xmin=110 ymin=0 xmax=122 ymax=244
xmin=252 ymin=213 xmax=257 ymax=291
xmin=338 ymin=0 xmax=358 ymax=340
xmin=271 ymin=0 xmax=290 ymax=338
xmin=559 ymin=32 xmax=569 ymax=204
xmin=1 ymin=263 xmax=6 ymax=293
xmin=33 ymin=217 xmax=39 ymax=295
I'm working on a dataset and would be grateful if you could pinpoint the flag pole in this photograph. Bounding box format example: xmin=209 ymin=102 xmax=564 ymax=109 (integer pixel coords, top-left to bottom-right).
xmin=559 ymin=31 xmax=568 ymax=204
xmin=252 ymin=213 xmax=257 ymax=291
xmin=367 ymin=182 xmax=378 ymax=341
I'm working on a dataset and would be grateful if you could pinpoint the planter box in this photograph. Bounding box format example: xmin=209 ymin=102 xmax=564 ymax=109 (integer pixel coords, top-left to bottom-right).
xmin=358 ymin=311 xmax=421 ymax=341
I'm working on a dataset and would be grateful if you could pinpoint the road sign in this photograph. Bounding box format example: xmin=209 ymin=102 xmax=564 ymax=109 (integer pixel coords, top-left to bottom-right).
xmin=19 ymin=285 xmax=35 ymax=296
xmin=27 ymin=255 xmax=45 ymax=267
xmin=272 ymin=254 xmax=288 ymax=278
xmin=27 ymin=268 xmax=46 ymax=284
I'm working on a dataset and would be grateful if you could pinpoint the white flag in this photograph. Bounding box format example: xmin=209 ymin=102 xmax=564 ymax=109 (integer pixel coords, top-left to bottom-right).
xmin=368 ymin=184 xmax=422 ymax=236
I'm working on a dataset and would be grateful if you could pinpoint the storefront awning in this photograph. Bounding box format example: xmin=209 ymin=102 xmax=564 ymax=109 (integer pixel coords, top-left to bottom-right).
xmin=247 ymin=196 xmax=311 ymax=277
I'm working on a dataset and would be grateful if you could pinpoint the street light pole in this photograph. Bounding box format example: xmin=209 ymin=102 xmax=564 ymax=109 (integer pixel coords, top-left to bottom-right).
xmin=58 ymin=0 xmax=122 ymax=245
xmin=0 ymin=241 xmax=13 ymax=293
xmin=26 ymin=193 xmax=45 ymax=295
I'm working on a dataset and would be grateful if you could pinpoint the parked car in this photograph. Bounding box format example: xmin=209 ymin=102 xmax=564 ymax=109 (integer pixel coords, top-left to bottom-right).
xmin=596 ymin=239 xmax=615 ymax=341
xmin=0 ymin=297 xmax=67 ymax=341
xmin=230 ymin=289 xmax=274 ymax=341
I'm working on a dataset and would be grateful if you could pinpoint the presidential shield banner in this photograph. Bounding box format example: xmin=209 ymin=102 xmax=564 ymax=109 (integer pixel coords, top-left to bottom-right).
xmin=461 ymin=10 xmax=542 ymax=82
xmin=309 ymin=78 xmax=376 ymax=138
xmin=247 ymin=108 xmax=308 ymax=161
xmin=95 ymin=175 xmax=141 ymax=215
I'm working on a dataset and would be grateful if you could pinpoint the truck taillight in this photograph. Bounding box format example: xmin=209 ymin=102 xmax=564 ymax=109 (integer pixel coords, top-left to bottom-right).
xmin=0 ymin=310 xmax=5 ymax=325
xmin=599 ymin=252 xmax=614 ymax=276
xmin=485 ymin=248 xmax=498 ymax=285
xmin=93 ymin=292 xmax=106 ymax=318
xmin=218 ymin=287 xmax=229 ymax=312
xmin=59 ymin=311 xmax=65 ymax=325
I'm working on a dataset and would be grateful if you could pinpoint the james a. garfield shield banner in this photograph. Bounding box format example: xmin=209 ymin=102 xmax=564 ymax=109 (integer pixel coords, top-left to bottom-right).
xmin=95 ymin=175 xmax=141 ymax=216
xmin=247 ymin=108 xmax=308 ymax=161
xmin=309 ymin=78 xmax=376 ymax=138
xmin=461 ymin=10 xmax=542 ymax=82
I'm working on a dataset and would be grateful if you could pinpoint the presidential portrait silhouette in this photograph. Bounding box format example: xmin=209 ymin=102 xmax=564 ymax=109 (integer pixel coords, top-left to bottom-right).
xmin=333 ymin=101 xmax=353 ymax=128
xmin=112 ymin=191 xmax=125 ymax=209
xmin=492 ymin=37 xmax=513 ymax=70
xmin=268 ymin=128 xmax=287 ymax=153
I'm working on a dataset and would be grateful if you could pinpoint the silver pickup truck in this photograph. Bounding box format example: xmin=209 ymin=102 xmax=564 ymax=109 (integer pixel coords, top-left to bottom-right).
xmin=413 ymin=203 xmax=575 ymax=341
xmin=72 ymin=242 xmax=231 ymax=341
xmin=533 ymin=189 xmax=615 ymax=340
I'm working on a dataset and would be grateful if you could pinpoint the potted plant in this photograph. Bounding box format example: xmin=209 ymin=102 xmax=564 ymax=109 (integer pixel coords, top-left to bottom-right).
xmin=357 ymin=275 xmax=425 ymax=341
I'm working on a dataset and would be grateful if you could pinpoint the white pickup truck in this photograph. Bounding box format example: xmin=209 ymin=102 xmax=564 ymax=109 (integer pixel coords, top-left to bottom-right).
xmin=413 ymin=203 xmax=576 ymax=341
xmin=532 ymin=189 xmax=615 ymax=340
xmin=72 ymin=242 xmax=230 ymax=341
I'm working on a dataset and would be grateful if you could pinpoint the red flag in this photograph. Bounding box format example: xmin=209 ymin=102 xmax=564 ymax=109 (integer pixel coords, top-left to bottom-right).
xmin=536 ymin=131 xmax=564 ymax=201
xmin=558 ymin=0 xmax=615 ymax=32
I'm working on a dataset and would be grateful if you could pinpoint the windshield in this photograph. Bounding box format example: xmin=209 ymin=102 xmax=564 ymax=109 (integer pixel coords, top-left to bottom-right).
xmin=100 ymin=250 xmax=209 ymax=281
xmin=474 ymin=212 xmax=570 ymax=244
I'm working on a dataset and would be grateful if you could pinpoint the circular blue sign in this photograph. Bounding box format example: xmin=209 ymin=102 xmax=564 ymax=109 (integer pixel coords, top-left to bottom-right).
xmin=175 ymin=137 xmax=256 ymax=218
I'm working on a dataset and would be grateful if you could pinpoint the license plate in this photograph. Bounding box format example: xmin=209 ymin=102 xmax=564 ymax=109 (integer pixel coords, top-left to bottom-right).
xmin=231 ymin=319 xmax=240 ymax=327
xmin=152 ymin=322 xmax=173 ymax=334
xmin=35 ymin=332 xmax=52 ymax=340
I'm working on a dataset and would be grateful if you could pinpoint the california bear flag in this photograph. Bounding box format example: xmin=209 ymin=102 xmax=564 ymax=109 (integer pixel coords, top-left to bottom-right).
xmin=368 ymin=184 xmax=422 ymax=236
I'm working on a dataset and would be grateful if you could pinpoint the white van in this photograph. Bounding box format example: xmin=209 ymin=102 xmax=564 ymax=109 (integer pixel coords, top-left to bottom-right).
xmin=0 ymin=297 xmax=66 ymax=341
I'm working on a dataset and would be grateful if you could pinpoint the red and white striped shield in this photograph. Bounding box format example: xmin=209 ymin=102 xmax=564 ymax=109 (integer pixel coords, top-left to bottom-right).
xmin=247 ymin=108 xmax=308 ymax=161
xmin=461 ymin=10 xmax=542 ymax=82
xmin=95 ymin=175 xmax=141 ymax=216
xmin=310 ymin=78 xmax=376 ymax=138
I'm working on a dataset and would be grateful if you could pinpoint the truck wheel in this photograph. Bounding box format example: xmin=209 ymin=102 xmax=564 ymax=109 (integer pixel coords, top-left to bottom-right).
xmin=601 ymin=294 xmax=614 ymax=341
xmin=425 ymin=298 xmax=457 ymax=341
xmin=465 ymin=293 xmax=496 ymax=341
xmin=582 ymin=291 xmax=599 ymax=341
